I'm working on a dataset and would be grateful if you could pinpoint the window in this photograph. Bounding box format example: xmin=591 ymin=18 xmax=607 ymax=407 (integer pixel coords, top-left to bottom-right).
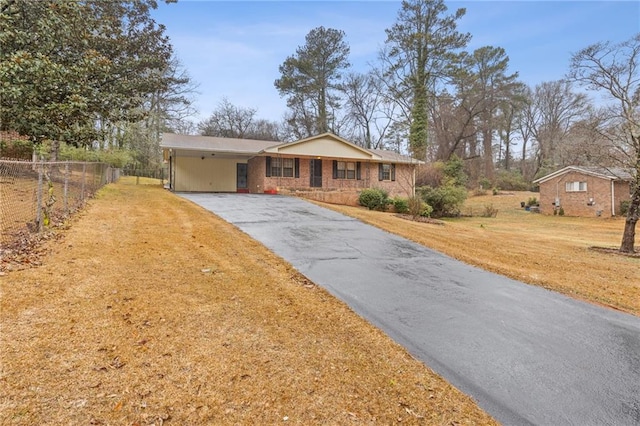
xmin=282 ymin=158 xmax=294 ymax=177
xmin=381 ymin=164 xmax=391 ymax=180
xmin=336 ymin=161 xmax=357 ymax=179
xmin=346 ymin=162 xmax=356 ymax=179
xmin=270 ymin=157 xmax=282 ymax=177
xmin=333 ymin=161 xmax=360 ymax=180
xmin=565 ymin=181 xmax=587 ymax=192
xmin=266 ymin=156 xmax=299 ymax=178
xmin=378 ymin=163 xmax=395 ymax=181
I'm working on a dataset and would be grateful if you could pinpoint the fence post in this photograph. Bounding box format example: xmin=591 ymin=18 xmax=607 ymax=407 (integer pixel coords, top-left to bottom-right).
xmin=64 ymin=161 xmax=70 ymax=214
xmin=36 ymin=162 xmax=43 ymax=232
xmin=81 ymin=163 xmax=86 ymax=200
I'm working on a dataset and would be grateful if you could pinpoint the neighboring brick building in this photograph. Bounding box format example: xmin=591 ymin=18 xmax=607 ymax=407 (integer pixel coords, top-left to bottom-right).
xmin=533 ymin=166 xmax=633 ymax=217
xmin=161 ymin=132 xmax=422 ymax=199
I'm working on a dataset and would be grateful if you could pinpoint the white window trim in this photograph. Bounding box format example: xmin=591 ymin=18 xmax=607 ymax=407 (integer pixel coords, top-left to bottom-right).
xmin=565 ymin=181 xmax=587 ymax=192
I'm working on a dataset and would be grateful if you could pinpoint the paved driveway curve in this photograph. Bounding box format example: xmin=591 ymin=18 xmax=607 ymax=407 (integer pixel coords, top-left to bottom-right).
xmin=181 ymin=193 xmax=640 ymax=425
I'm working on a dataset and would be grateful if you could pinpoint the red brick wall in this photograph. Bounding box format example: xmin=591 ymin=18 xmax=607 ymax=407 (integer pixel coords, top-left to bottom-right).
xmin=613 ymin=180 xmax=631 ymax=215
xmin=539 ymin=171 xmax=630 ymax=217
xmin=247 ymin=156 xmax=415 ymax=198
xmin=247 ymin=156 xmax=266 ymax=193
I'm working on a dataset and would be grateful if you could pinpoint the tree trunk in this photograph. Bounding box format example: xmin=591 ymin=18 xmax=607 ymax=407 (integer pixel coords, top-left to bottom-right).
xmin=620 ymin=214 xmax=638 ymax=253
xmin=504 ymin=135 xmax=511 ymax=171
xmin=482 ymin=127 xmax=494 ymax=181
xmin=620 ymin=176 xmax=640 ymax=253
xmin=520 ymin=136 xmax=528 ymax=180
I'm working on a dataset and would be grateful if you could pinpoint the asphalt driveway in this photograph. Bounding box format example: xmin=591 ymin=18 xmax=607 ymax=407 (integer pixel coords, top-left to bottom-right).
xmin=181 ymin=193 xmax=640 ymax=425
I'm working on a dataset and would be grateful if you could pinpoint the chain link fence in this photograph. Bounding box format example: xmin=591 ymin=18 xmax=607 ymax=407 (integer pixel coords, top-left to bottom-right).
xmin=0 ymin=160 xmax=114 ymax=246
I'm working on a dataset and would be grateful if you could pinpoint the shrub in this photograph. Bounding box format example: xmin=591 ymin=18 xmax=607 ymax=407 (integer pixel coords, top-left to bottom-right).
xmin=416 ymin=155 xmax=468 ymax=188
xmin=408 ymin=196 xmax=433 ymax=218
xmin=419 ymin=202 xmax=434 ymax=218
xmin=494 ymin=169 xmax=530 ymax=191
xmin=620 ymin=200 xmax=630 ymax=216
xmin=478 ymin=177 xmax=491 ymax=190
xmin=59 ymin=143 xmax=133 ymax=168
xmin=392 ymin=197 xmax=409 ymax=214
xmin=443 ymin=154 xmax=467 ymax=187
xmin=415 ymin=162 xmax=444 ymax=187
xmin=527 ymin=197 xmax=538 ymax=206
xmin=358 ymin=188 xmax=389 ymax=211
xmin=418 ymin=184 xmax=467 ymax=218
xmin=482 ymin=204 xmax=499 ymax=218
xmin=0 ymin=139 xmax=32 ymax=160
xmin=558 ymin=207 xmax=565 ymax=216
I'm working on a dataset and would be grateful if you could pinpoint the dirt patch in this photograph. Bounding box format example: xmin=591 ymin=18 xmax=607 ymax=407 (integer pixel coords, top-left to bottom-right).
xmin=395 ymin=214 xmax=446 ymax=225
xmin=0 ymin=181 xmax=496 ymax=425
xmin=589 ymin=246 xmax=640 ymax=258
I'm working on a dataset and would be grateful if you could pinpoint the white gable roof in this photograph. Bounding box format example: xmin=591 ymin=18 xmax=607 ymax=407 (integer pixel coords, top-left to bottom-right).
xmin=262 ymin=133 xmax=382 ymax=161
xmin=533 ymin=166 xmax=635 ymax=184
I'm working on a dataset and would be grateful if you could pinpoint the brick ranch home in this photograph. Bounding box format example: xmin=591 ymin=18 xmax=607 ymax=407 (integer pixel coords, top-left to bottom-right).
xmin=160 ymin=132 xmax=423 ymax=201
xmin=533 ymin=166 xmax=634 ymax=217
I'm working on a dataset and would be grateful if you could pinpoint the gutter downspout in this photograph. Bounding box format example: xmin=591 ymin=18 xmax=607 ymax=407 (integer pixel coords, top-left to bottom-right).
xmin=611 ymin=180 xmax=615 ymax=216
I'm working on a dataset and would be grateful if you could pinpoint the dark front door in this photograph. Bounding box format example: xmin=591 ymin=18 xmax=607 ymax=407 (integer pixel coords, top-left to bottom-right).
xmin=236 ymin=163 xmax=248 ymax=190
xmin=310 ymin=159 xmax=322 ymax=188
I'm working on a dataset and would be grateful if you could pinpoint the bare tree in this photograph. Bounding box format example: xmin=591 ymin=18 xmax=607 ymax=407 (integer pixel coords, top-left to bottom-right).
xmin=341 ymin=72 xmax=396 ymax=149
xmin=199 ymin=98 xmax=282 ymax=141
xmin=199 ymin=98 xmax=256 ymax=138
xmin=568 ymin=34 xmax=640 ymax=253
xmin=524 ymin=80 xmax=592 ymax=177
xmin=429 ymin=89 xmax=482 ymax=163
xmin=496 ymin=83 xmax=528 ymax=171
xmin=515 ymin=87 xmax=539 ymax=180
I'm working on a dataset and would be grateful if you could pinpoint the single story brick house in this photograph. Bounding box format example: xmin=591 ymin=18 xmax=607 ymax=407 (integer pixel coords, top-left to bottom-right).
xmin=533 ymin=166 xmax=634 ymax=217
xmin=160 ymin=132 xmax=423 ymax=198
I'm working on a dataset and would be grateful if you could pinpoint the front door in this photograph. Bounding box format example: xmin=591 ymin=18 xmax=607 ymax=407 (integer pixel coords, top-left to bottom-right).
xmin=310 ymin=159 xmax=322 ymax=188
xmin=236 ymin=163 xmax=248 ymax=191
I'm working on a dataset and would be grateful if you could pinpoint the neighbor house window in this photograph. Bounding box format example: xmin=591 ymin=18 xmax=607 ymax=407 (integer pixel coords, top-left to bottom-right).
xmin=266 ymin=156 xmax=299 ymax=178
xmin=378 ymin=163 xmax=395 ymax=181
xmin=565 ymin=181 xmax=587 ymax=192
xmin=333 ymin=161 xmax=360 ymax=180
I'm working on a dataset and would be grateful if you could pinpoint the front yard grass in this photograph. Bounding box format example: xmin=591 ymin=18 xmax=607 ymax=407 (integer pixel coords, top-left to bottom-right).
xmin=0 ymin=181 xmax=496 ymax=425
xmin=322 ymin=191 xmax=640 ymax=316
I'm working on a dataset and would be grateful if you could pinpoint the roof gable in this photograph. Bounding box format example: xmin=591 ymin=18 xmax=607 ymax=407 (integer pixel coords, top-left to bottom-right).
xmin=263 ymin=133 xmax=382 ymax=161
xmin=533 ymin=166 xmax=635 ymax=184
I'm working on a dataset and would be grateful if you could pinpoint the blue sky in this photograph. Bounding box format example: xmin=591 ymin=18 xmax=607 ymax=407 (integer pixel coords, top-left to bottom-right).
xmin=151 ymin=1 xmax=640 ymax=124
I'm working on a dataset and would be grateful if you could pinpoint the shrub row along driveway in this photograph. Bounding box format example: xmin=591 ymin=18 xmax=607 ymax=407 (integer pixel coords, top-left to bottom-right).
xmin=182 ymin=193 xmax=640 ymax=426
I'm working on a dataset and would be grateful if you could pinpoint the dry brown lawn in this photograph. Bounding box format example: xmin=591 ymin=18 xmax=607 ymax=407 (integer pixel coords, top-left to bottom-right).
xmin=319 ymin=191 xmax=640 ymax=317
xmin=0 ymin=179 xmax=496 ymax=425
